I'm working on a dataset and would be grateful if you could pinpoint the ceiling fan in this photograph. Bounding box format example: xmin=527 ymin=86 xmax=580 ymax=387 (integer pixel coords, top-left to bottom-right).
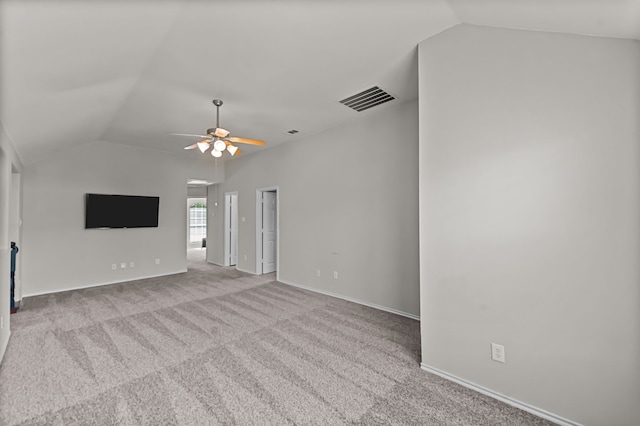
xmin=172 ymin=99 xmax=265 ymax=158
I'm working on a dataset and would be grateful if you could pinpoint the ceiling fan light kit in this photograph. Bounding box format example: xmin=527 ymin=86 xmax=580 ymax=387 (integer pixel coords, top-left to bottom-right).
xmin=173 ymin=99 xmax=265 ymax=159
xmin=213 ymin=139 xmax=227 ymax=152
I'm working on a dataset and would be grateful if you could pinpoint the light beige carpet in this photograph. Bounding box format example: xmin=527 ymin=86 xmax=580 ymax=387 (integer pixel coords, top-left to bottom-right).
xmin=0 ymin=249 xmax=554 ymax=425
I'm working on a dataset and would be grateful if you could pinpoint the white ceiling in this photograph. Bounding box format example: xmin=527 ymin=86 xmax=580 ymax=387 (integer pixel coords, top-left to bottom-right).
xmin=1 ymin=0 xmax=638 ymax=164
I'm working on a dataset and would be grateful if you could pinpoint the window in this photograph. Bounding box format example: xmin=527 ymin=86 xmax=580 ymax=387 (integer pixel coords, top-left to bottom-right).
xmin=189 ymin=202 xmax=207 ymax=243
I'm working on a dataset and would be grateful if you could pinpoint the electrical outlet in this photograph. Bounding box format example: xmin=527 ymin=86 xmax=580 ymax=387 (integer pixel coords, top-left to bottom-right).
xmin=491 ymin=343 xmax=505 ymax=363
xmin=333 ymin=271 xmax=338 ymax=279
xmin=317 ymin=269 xmax=321 ymax=277
xmin=112 ymin=264 xmax=117 ymax=270
xmin=120 ymin=262 xmax=127 ymax=269
xmin=130 ymin=262 xmax=135 ymax=268
xmin=155 ymin=258 xmax=160 ymax=265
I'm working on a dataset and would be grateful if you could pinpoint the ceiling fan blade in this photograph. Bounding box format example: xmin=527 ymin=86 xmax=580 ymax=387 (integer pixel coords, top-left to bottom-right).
xmin=227 ymin=136 xmax=266 ymax=146
xmin=171 ymin=133 xmax=212 ymax=139
xmin=184 ymin=143 xmax=199 ymax=150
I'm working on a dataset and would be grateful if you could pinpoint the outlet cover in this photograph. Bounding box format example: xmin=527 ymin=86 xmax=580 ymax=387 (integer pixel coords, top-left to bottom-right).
xmin=130 ymin=262 xmax=135 ymax=268
xmin=491 ymin=343 xmax=505 ymax=363
xmin=120 ymin=262 xmax=127 ymax=269
xmin=155 ymin=258 xmax=160 ymax=265
xmin=112 ymin=264 xmax=117 ymax=270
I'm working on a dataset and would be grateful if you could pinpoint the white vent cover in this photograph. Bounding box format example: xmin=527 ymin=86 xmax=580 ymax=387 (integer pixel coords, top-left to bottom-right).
xmin=339 ymin=86 xmax=395 ymax=112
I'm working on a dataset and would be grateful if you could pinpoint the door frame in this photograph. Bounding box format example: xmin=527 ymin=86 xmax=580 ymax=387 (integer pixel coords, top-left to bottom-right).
xmin=224 ymin=192 xmax=238 ymax=267
xmin=255 ymin=186 xmax=279 ymax=277
xmin=9 ymin=168 xmax=21 ymax=303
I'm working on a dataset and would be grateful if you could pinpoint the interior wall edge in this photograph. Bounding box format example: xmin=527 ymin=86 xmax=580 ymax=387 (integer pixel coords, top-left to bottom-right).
xmin=0 ymin=330 xmax=10 ymax=366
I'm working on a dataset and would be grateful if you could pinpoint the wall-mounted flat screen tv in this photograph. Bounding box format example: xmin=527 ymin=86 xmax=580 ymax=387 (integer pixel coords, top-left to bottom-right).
xmin=85 ymin=193 xmax=160 ymax=229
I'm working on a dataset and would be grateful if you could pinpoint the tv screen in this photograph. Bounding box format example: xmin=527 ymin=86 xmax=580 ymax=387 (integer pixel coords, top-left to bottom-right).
xmin=85 ymin=193 xmax=159 ymax=229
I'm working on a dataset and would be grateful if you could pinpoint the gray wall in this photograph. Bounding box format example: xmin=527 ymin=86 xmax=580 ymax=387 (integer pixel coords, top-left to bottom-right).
xmin=419 ymin=25 xmax=640 ymax=425
xmin=187 ymin=186 xmax=207 ymax=197
xmin=208 ymin=100 xmax=420 ymax=317
xmin=21 ymin=142 xmax=222 ymax=296
xmin=0 ymin=123 xmax=23 ymax=364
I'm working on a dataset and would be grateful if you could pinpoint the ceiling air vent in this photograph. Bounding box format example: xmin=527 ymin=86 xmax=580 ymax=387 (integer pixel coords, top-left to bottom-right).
xmin=339 ymin=86 xmax=395 ymax=112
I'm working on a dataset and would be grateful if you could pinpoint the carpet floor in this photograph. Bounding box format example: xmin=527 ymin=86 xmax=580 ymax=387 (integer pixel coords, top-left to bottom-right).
xmin=0 ymin=249 xmax=554 ymax=425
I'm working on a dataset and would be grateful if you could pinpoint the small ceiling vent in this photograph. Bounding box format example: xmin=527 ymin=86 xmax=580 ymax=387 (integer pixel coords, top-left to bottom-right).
xmin=339 ymin=86 xmax=395 ymax=112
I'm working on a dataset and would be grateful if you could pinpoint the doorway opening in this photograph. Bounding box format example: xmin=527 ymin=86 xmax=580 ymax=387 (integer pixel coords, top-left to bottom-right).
xmin=187 ymin=197 xmax=207 ymax=250
xmin=256 ymin=187 xmax=278 ymax=275
xmin=224 ymin=192 xmax=238 ymax=266
xmin=9 ymin=167 xmax=21 ymax=307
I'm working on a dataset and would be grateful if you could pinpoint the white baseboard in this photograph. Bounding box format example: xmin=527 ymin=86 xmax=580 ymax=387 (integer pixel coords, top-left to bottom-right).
xmin=204 ymin=255 xmax=229 ymax=268
xmin=22 ymin=270 xmax=188 ymax=298
xmin=277 ymin=278 xmax=420 ymax=321
xmin=420 ymin=364 xmax=582 ymax=426
xmin=235 ymin=266 xmax=257 ymax=275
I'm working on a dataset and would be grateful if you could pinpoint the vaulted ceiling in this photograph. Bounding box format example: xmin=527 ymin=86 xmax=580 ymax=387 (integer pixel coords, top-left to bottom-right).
xmin=2 ymin=0 xmax=638 ymax=164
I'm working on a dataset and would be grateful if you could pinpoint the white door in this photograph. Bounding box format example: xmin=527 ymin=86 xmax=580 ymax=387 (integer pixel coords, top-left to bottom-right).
xmin=225 ymin=193 xmax=238 ymax=266
xmin=261 ymin=191 xmax=277 ymax=273
xmin=231 ymin=194 xmax=238 ymax=265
